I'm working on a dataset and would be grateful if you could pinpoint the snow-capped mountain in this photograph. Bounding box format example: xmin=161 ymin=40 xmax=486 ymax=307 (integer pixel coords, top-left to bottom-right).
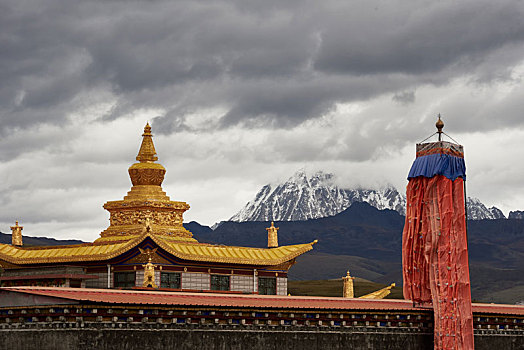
xmin=466 ymin=197 xmax=506 ymax=220
xmin=230 ymin=170 xmax=507 ymax=222
xmin=230 ymin=170 xmax=406 ymax=222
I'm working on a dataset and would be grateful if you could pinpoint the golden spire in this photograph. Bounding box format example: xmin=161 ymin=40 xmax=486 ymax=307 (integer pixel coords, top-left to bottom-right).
xmin=10 ymin=221 xmax=23 ymax=246
xmin=98 ymin=123 xmax=192 ymax=242
xmin=127 ymin=123 xmax=166 ymax=188
xmin=136 ymin=122 xmax=158 ymax=163
xmin=342 ymin=270 xmax=355 ymax=298
xmin=266 ymin=221 xmax=279 ymax=248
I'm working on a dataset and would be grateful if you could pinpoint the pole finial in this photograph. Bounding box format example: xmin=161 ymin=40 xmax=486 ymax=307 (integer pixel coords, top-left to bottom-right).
xmin=436 ymin=114 xmax=444 ymax=141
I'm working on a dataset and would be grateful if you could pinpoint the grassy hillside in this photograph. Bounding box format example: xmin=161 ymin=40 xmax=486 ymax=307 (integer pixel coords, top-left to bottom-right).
xmin=288 ymin=278 xmax=403 ymax=299
xmin=288 ymin=252 xmax=400 ymax=282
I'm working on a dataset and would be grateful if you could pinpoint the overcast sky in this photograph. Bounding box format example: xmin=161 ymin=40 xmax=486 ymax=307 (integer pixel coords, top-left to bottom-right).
xmin=2 ymin=0 xmax=524 ymax=241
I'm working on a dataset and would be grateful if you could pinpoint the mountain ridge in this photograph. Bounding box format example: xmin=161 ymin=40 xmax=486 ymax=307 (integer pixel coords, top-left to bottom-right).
xmin=230 ymin=170 xmax=406 ymax=222
xmin=230 ymin=169 xmax=511 ymax=223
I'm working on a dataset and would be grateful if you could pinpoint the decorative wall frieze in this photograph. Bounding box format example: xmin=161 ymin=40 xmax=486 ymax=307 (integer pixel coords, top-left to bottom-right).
xmin=108 ymin=210 xmax=184 ymax=227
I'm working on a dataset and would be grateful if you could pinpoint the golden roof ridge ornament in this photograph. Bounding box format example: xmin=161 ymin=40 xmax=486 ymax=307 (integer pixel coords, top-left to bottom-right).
xmin=10 ymin=221 xmax=23 ymax=247
xmin=359 ymin=283 xmax=396 ymax=299
xmin=266 ymin=221 xmax=279 ymax=248
xmin=342 ymin=270 xmax=355 ymax=298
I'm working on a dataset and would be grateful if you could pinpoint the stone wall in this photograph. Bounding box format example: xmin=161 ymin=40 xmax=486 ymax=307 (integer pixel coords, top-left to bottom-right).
xmin=0 ymin=303 xmax=521 ymax=350
xmin=0 ymin=326 xmax=521 ymax=350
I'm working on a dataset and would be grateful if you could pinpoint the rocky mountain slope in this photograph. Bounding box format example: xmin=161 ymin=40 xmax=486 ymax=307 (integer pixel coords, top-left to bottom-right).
xmin=230 ymin=170 xmax=406 ymax=222
xmin=466 ymin=197 xmax=505 ymax=220
xmin=230 ymin=170 xmax=507 ymax=222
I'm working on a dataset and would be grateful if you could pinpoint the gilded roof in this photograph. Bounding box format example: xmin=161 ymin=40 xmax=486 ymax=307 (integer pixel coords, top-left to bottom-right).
xmin=0 ymin=233 xmax=316 ymax=266
xmin=1 ymin=124 xmax=316 ymax=267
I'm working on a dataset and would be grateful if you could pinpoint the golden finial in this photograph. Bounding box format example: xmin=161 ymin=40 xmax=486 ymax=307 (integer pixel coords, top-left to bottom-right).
xmin=10 ymin=220 xmax=23 ymax=246
xmin=436 ymin=114 xmax=444 ymax=141
xmin=266 ymin=221 xmax=279 ymax=248
xmin=342 ymin=270 xmax=355 ymax=298
xmin=144 ymin=122 xmax=151 ymax=134
xmin=136 ymin=122 xmax=158 ymax=163
xmin=127 ymin=123 xmax=166 ymax=188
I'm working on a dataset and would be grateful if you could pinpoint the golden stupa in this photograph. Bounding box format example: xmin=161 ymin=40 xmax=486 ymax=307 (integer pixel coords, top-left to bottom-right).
xmin=98 ymin=123 xmax=193 ymax=242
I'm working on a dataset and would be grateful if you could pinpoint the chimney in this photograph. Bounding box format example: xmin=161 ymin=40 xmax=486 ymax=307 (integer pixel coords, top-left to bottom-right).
xmin=10 ymin=221 xmax=23 ymax=246
xmin=266 ymin=221 xmax=279 ymax=248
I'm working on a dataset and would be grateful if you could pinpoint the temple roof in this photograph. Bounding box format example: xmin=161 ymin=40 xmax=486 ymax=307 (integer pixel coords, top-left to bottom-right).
xmin=0 ymin=233 xmax=316 ymax=266
xmin=1 ymin=123 xmax=317 ymax=267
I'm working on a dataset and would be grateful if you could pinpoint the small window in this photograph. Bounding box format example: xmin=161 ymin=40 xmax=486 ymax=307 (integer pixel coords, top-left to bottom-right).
xmin=258 ymin=277 xmax=276 ymax=295
xmin=114 ymin=272 xmax=135 ymax=288
xmin=160 ymin=272 xmax=181 ymax=289
xmin=210 ymin=275 xmax=230 ymax=291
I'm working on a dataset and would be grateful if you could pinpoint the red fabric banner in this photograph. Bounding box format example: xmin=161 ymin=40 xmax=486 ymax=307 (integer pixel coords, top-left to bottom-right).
xmin=402 ymin=175 xmax=474 ymax=349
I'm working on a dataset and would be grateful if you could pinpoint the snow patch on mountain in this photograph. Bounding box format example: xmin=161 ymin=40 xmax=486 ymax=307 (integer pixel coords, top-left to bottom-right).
xmin=230 ymin=170 xmax=406 ymax=222
xmin=230 ymin=170 xmax=507 ymax=222
xmin=466 ymin=197 xmax=506 ymax=220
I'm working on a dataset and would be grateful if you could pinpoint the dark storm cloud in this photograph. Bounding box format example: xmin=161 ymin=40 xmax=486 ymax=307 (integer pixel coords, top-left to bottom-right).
xmin=2 ymin=0 xmax=524 ymax=145
xmin=313 ymin=2 xmax=524 ymax=75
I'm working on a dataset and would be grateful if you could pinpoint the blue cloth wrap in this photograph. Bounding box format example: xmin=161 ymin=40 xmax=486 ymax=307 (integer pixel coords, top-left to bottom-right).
xmin=407 ymin=153 xmax=466 ymax=181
